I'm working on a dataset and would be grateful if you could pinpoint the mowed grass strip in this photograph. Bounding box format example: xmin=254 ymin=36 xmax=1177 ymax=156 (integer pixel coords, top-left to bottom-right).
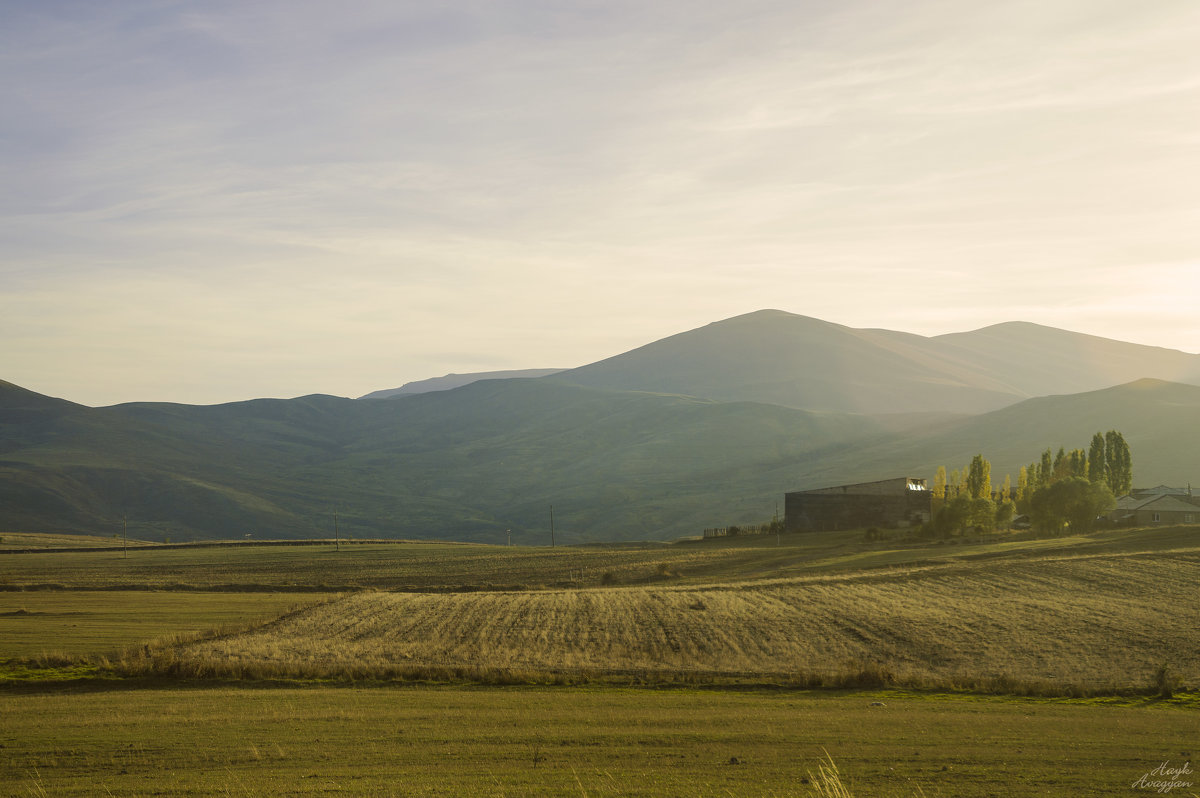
xmin=4 ymin=525 xmax=1198 ymax=591
xmin=1 ymin=686 xmax=1195 ymax=797
xmin=0 ymin=540 xmax=734 ymax=590
xmin=0 ymin=591 xmax=324 ymax=659
xmin=0 ymin=531 xmax=160 ymax=550
xmin=180 ymin=553 xmax=1200 ymax=691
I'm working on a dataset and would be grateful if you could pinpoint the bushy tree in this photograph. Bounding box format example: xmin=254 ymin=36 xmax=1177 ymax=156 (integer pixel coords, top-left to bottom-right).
xmin=994 ymin=499 xmax=1017 ymax=530
xmin=969 ymin=497 xmax=996 ymax=532
xmin=933 ymin=493 xmax=972 ymax=537
xmin=1028 ymin=477 xmax=1115 ymax=534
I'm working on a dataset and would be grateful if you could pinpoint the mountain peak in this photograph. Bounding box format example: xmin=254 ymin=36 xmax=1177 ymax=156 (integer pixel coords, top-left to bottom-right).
xmin=547 ymin=311 xmax=1200 ymax=415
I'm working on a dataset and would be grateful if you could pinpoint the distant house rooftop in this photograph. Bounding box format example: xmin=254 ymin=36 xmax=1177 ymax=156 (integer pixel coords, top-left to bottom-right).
xmin=1131 ymin=485 xmax=1194 ymax=497
xmin=1110 ymin=489 xmax=1200 ymax=525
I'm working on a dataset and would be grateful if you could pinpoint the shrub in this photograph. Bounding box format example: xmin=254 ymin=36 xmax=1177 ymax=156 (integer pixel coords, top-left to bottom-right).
xmin=1153 ymin=663 xmax=1181 ymax=699
xmin=834 ymin=660 xmax=896 ymax=689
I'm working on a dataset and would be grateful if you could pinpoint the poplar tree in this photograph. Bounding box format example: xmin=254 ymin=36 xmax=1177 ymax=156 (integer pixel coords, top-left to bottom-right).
xmin=1039 ymin=449 xmax=1053 ymax=489
xmin=1067 ymin=449 xmax=1087 ymax=479
xmin=1087 ymin=432 xmax=1107 ymax=485
xmin=932 ymin=466 xmax=947 ymax=500
xmin=1052 ymin=447 xmax=1070 ymax=482
xmin=1104 ymin=430 xmax=1132 ymax=495
xmin=966 ymin=454 xmax=992 ymax=500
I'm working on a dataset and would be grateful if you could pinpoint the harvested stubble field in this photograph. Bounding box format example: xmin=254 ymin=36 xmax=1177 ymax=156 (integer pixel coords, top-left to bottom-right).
xmin=6 ymin=524 xmax=1196 ymax=591
xmin=177 ymin=551 xmax=1200 ymax=692
xmin=3 ymin=529 xmax=1199 ymax=796
xmin=0 ymin=539 xmax=732 ymax=591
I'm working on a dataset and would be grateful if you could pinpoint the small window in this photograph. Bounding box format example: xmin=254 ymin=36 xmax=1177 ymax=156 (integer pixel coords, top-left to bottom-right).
xmin=1153 ymin=512 xmax=1161 ymax=522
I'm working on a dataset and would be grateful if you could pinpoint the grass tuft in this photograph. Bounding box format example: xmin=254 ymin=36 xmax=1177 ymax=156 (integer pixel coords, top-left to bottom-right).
xmin=807 ymin=751 xmax=855 ymax=797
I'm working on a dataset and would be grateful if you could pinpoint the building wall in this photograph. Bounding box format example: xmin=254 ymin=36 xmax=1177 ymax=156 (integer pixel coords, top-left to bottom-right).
xmin=1110 ymin=490 xmax=1200 ymax=525
xmin=785 ymin=478 xmax=931 ymax=533
xmin=1131 ymin=508 xmax=1199 ymax=525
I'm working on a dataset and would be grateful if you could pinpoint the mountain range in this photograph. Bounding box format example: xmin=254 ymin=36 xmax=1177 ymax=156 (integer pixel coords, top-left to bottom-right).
xmin=3 ymin=310 xmax=1199 ymax=543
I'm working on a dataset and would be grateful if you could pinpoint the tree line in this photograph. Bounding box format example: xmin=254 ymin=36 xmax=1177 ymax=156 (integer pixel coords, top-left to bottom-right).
xmin=927 ymin=430 xmax=1131 ymax=537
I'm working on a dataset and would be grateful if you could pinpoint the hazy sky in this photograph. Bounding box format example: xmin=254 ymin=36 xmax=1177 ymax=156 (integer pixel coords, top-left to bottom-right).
xmin=4 ymin=0 xmax=1199 ymax=406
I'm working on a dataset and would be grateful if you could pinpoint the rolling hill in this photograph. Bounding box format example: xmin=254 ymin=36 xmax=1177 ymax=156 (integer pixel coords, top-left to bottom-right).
xmin=358 ymin=368 xmax=566 ymax=399
xmin=0 ymin=378 xmax=904 ymax=543
xmin=549 ymin=310 xmax=1200 ymax=414
xmin=4 ymin=311 xmax=1200 ymax=543
xmin=756 ymin=378 xmax=1200 ymax=492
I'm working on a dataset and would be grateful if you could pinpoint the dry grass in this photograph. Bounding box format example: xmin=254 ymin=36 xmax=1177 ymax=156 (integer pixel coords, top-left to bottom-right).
xmin=171 ymin=550 xmax=1200 ymax=692
xmin=808 ymin=752 xmax=856 ymax=798
xmin=0 ymin=531 xmax=159 ymax=550
xmin=5 ymin=524 xmax=1197 ymax=592
xmin=0 ymin=539 xmax=731 ymax=591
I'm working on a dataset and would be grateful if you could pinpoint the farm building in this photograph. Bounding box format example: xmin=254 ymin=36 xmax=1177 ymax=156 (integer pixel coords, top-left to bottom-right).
xmin=1109 ymin=486 xmax=1200 ymax=525
xmin=785 ymin=477 xmax=931 ymax=533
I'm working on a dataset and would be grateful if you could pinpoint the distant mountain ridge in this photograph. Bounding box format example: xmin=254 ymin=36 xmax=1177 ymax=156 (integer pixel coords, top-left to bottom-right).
xmin=4 ymin=311 xmax=1200 ymax=544
xmin=3 ymin=376 xmax=1198 ymax=543
xmin=359 ymin=369 xmax=566 ymax=400
xmin=771 ymin=378 xmax=1200 ymax=491
xmin=547 ymin=310 xmax=1200 ymax=415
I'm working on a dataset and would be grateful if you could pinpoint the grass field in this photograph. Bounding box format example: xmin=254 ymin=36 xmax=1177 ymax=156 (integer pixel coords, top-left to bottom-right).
xmin=3 ymin=528 xmax=1198 ymax=796
xmin=4 ymin=523 xmax=1198 ymax=590
xmin=0 ymin=531 xmax=160 ymax=550
xmin=0 ymin=539 xmax=703 ymax=591
xmin=2 ymin=686 xmax=1195 ymax=797
xmin=171 ymin=551 xmax=1200 ymax=693
xmin=0 ymin=591 xmax=322 ymax=660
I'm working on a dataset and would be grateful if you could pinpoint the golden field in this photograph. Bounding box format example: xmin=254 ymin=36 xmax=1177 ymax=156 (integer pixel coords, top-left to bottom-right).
xmin=175 ymin=549 xmax=1200 ymax=692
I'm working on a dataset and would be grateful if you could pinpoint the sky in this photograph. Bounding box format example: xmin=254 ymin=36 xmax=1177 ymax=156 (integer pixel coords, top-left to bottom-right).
xmin=3 ymin=0 xmax=1199 ymax=406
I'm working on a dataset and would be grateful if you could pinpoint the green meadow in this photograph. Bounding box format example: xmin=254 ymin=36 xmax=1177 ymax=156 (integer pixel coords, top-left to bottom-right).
xmin=2 ymin=527 xmax=1198 ymax=796
xmin=3 ymin=687 xmax=1197 ymax=797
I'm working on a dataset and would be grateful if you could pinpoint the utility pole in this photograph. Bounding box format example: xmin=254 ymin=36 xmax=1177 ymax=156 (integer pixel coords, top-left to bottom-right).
xmin=549 ymin=505 xmax=555 ymax=548
xmin=123 ymin=514 xmax=128 ymax=559
xmin=334 ymin=508 xmax=340 ymax=552
xmin=506 ymin=528 xmax=511 ymax=546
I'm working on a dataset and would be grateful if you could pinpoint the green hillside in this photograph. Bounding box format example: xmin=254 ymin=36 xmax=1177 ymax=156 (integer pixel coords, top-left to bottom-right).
xmin=5 ymin=309 xmax=1200 ymax=544
xmin=0 ymin=379 xmax=901 ymax=543
xmin=773 ymin=378 xmax=1200 ymax=490
xmin=550 ymin=310 xmax=1200 ymax=415
xmin=550 ymin=310 xmax=1026 ymax=414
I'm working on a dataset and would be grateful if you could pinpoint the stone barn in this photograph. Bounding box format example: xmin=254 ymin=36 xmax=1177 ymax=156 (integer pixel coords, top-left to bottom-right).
xmin=785 ymin=477 xmax=931 ymax=533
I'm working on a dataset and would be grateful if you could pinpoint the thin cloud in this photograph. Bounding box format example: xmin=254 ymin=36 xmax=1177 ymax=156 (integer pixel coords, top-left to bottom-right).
xmin=2 ymin=1 xmax=1199 ymax=404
